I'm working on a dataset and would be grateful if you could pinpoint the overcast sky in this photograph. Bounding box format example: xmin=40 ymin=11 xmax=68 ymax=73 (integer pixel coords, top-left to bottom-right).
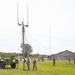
xmin=0 ymin=0 xmax=75 ymax=55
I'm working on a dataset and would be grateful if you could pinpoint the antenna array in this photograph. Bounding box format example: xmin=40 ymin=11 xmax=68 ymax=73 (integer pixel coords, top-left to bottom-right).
xmin=17 ymin=1 xmax=28 ymax=71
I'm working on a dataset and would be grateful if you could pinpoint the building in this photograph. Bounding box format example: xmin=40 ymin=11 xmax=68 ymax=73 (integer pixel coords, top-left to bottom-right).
xmin=48 ymin=50 xmax=75 ymax=60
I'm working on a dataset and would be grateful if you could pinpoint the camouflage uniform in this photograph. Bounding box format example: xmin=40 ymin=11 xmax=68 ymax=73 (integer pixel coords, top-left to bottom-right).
xmin=26 ymin=58 xmax=30 ymax=71
xmin=33 ymin=57 xmax=37 ymax=71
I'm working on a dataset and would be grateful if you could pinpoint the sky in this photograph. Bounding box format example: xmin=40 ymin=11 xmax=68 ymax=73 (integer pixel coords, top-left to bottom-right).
xmin=0 ymin=0 xmax=75 ymax=55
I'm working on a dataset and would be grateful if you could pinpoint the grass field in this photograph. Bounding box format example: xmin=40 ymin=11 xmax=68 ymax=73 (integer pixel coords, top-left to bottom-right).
xmin=0 ymin=60 xmax=75 ymax=75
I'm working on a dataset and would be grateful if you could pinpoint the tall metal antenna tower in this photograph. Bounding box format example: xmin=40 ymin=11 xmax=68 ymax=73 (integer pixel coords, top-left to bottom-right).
xmin=49 ymin=27 xmax=51 ymax=55
xmin=17 ymin=2 xmax=28 ymax=71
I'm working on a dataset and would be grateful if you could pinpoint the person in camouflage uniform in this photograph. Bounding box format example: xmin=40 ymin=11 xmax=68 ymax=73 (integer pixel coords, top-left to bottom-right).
xmin=26 ymin=57 xmax=30 ymax=71
xmin=33 ymin=56 xmax=37 ymax=71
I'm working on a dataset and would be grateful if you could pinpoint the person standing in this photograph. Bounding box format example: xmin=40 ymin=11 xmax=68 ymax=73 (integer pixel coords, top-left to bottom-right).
xmin=26 ymin=57 xmax=30 ymax=71
xmin=53 ymin=59 xmax=55 ymax=66
xmin=74 ymin=59 xmax=75 ymax=64
xmin=33 ymin=56 xmax=37 ymax=71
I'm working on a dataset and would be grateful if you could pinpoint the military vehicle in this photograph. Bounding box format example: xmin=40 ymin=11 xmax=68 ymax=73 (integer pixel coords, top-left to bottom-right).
xmin=0 ymin=56 xmax=18 ymax=69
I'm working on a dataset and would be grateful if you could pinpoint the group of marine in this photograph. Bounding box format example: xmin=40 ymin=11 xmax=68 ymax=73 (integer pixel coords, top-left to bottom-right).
xmin=25 ymin=56 xmax=37 ymax=71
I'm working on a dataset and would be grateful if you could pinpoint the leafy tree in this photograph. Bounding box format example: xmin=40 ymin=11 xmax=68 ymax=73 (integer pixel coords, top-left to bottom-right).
xmin=0 ymin=52 xmax=20 ymax=58
xmin=21 ymin=44 xmax=33 ymax=54
xmin=32 ymin=53 xmax=40 ymax=57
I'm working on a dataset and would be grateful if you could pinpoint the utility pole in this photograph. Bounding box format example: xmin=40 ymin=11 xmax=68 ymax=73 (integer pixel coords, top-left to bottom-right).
xmin=17 ymin=2 xmax=28 ymax=71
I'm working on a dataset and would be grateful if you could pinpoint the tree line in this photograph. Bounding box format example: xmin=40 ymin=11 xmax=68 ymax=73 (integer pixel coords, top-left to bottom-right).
xmin=0 ymin=44 xmax=45 ymax=58
xmin=0 ymin=52 xmax=44 ymax=58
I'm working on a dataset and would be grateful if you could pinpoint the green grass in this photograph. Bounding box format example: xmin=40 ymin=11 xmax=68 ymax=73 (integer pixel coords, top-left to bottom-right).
xmin=0 ymin=60 xmax=75 ymax=75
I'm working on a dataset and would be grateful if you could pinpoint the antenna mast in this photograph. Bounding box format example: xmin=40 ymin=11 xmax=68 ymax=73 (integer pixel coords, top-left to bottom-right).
xmin=49 ymin=27 xmax=51 ymax=55
xmin=17 ymin=2 xmax=28 ymax=71
xmin=27 ymin=5 xmax=29 ymax=26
